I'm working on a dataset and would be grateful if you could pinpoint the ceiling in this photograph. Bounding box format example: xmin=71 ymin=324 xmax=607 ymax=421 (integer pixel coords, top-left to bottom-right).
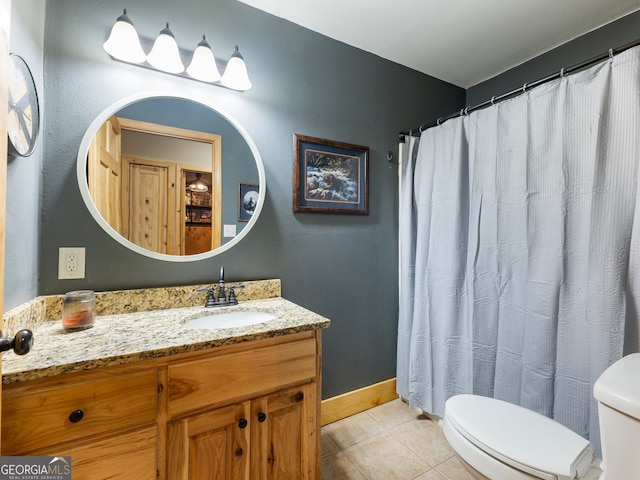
xmin=238 ymin=0 xmax=639 ymax=88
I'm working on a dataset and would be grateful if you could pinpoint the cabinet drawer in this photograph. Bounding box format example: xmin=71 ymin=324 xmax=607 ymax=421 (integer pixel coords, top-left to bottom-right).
xmin=2 ymin=370 xmax=157 ymax=455
xmin=41 ymin=426 xmax=158 ymax=480
xmin=168 ymin=337 xmax=317 ymax=418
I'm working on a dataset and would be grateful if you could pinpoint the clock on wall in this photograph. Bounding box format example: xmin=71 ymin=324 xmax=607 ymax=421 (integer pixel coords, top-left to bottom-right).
xmin=7 ymin=54 xmax=40 ymax=157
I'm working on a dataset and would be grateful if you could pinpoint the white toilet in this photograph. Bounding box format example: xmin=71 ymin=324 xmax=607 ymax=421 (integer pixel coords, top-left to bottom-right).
xmin=443 ymin=353 xmax=640 ymax=479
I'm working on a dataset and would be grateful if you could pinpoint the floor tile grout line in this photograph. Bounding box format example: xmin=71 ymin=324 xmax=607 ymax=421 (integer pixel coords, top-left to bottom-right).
xmin=321 ymin=399 xmax=461 ymax=480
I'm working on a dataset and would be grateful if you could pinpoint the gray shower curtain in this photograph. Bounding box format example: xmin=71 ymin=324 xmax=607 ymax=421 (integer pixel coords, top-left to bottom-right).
xmin=397 ymin=46 xmax=640 ymax=452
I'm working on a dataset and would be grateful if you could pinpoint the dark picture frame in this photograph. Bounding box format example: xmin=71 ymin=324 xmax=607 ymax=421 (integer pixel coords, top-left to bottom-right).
xmin=293 ymin=134 xmax=369 ymax=215
xmin=238 ymin=183 xmax=259 ymax=221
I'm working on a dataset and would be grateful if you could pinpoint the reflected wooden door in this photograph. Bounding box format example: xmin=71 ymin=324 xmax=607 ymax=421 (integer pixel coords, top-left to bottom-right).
xmin=128 ymin=163 xmax=169 ymax=254
xmin=88 ymin=115 xmax=122 ymax=234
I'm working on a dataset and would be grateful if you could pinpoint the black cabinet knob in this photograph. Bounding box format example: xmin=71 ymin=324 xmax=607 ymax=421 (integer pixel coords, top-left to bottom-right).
xmin=257 ymin=412 xmax=267 ymax=423
xmin=69 ymin=409 xmax=84 ymax=423
xmin=238 ymin=418 xmax=248 ymax=429
xmin=235 ymin=447 xmax=243 ymax=457
xmin=295 ymin=391 xmax=304 ymax=402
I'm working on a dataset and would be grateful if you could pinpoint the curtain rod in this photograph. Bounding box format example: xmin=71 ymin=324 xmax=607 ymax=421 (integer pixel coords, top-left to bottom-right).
xmin=399 ymin=38 xmax=640 ymax=142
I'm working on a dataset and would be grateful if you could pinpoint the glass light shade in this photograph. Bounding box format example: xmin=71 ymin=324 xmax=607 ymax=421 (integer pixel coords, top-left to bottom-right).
xmin=103 ymin=10 xmax=146 ymax=63
xmin=221 ymin=46 xmax=252 ymax=91
xmin=186 ymin=35 xmax=221 ymax=82
xmin=146 ymin=23 xmax=184 ymax=74
xmin=188 ymin=173 xmax=209 ymax=192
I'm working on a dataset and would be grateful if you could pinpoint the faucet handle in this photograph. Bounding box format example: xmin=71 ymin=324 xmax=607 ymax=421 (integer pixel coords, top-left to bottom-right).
xmin=228 ymin=285 xmax=245 ymax=303
xmin=198 ymin=286 xmax=218 ymax=307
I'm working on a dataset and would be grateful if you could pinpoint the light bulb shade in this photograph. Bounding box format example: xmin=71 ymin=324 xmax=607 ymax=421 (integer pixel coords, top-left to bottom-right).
xmin=146 ymin=23 xmax=184 ymax=74
xmin=186 ymin=35 xmax=221 ymax=82
xmin=221 ymin=46 xmax=252 ymax=91
xmin=188 ymin=173 xmax=209 ymax=192
xmin=103 ymin=9 xmax=146 ymax=63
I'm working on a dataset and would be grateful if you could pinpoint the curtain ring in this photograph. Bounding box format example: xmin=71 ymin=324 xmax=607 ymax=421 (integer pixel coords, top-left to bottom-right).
xmin=419 ymin=124 xmax=426 ymax=132
xmin=460 ymin=109 xmax=465 ymax=116
xmin=464 ymin=107 xmax=469 ymax=115
xmin=560 ymin=67 xmax=565 ymax=77
xmin=522 ymin=83 xmax=528 ymax=93
xmin=437 ymin=118 xmax=442 ymax=126
xmin=490 ymin=96 xmax=496 ymax=105
xmin=609 ymin=48 xmax=614 ymax=60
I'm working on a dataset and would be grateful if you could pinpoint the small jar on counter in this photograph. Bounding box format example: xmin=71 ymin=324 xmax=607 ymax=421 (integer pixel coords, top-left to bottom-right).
xmin=62 ymin=290 xmax=96 ymax=331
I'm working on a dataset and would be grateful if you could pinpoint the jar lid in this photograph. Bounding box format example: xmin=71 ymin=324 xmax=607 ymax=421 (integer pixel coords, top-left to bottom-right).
xmin=64 ymin=290 xmax=95 ymax=298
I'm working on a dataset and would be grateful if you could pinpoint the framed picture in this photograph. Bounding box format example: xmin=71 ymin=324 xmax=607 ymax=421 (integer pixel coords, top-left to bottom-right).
xmin=293 ymin=134 xmax=369 ymax=215
xmin=238 ymin=183 xmax=259 ymax=221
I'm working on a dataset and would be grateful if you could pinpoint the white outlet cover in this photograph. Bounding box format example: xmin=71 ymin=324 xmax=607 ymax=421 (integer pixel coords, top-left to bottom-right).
xmin=58 ymin=247 xmax=86 ymax=279
xmin=223 ymin=224 xmax=237 ymax=238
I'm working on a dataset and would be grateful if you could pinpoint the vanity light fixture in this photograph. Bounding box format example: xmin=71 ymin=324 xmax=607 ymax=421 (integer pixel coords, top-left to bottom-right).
xmin=103 ymin=10 xmax=252 ymax=91
xmin=102 ymin=9 xmax=146 ymax=64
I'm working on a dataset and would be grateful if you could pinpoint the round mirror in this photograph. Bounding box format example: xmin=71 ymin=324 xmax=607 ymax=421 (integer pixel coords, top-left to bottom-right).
xmin=77 ymin=92 xmax=266 ymax=262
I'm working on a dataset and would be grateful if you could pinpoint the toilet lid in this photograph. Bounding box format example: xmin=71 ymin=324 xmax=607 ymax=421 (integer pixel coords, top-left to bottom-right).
xmin=445 ymin=395 xmax=594 ymax=479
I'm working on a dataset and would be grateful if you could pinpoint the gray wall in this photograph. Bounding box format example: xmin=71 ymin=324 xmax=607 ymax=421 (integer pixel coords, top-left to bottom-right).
xmin=467 ymin=11 xmax=640 ymax=105
xmin=30 ymin=0 xmax=463 ymax=398
xmin=5 ymin=0 xmax=45 ymax=311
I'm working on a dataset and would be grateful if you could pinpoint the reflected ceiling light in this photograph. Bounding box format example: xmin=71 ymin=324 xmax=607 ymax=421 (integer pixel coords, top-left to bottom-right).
xmin=103 ymin=11 xmax=251 ymax=91
xmin=103 ymin=9 xmax=146 ymax=64
xmin=146 ymin=23 xmax=184 ymax=74
xmin=221 ymin=46 xmax=252 ymax=91
xmin=188 ymin=173 xmax=209 ymax=192
xmin=186 ymin=35 xmax=221 ymax=82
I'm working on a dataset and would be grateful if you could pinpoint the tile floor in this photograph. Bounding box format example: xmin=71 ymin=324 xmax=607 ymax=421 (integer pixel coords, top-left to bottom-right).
xmin=321 ymin=398 xmax=474 ymax=480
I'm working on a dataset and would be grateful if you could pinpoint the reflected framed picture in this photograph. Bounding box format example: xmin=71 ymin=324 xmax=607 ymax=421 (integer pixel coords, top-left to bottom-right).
xmin=293 ymin=134 xmax=369 ymax=215
xmin=239 ymin=183 xmax=259 ymax=221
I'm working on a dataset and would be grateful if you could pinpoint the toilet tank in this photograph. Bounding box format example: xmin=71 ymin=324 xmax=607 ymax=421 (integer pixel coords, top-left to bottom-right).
xmin=593 ymin=353 xmax=640 ymax=477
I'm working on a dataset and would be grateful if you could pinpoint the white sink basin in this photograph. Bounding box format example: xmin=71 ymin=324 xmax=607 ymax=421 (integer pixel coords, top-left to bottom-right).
xmin=184 ymin=311 xmax=277 ymax=330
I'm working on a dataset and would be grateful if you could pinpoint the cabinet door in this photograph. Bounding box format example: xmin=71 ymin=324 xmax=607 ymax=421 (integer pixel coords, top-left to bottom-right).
xmin=251 ymin=383 xmax=317 ymax=480
xmin=167 ymin=401 xmax=250 ymax=480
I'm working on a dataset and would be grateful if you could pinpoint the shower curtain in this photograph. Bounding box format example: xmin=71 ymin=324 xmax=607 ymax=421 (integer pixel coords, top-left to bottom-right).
xmin=397 ymin=46 xmax=640 ymax=452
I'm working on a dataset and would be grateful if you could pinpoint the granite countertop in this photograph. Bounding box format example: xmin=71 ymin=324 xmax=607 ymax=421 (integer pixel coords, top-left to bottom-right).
xmin=2 ymin=297 xmax=330 ymax=384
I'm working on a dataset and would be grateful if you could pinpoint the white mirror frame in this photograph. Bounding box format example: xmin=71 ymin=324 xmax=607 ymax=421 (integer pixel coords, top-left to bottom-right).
xmin=77 ymin=90 xmax=266 ymax=262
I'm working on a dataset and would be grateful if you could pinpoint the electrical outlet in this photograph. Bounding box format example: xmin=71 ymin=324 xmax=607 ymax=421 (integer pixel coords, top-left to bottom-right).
xmin=223 ymin=224 xmax=237 ymax=238
xmin=58 ymin=247 xmax=86 ymax=279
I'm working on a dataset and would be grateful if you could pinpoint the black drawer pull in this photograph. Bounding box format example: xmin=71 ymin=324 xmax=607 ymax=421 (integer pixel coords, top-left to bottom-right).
xmin=69 ymin=409 xmax=84 ymax=423
xmin=295 ymin=391 xmax=304 ymax=402
xmin=257 ymin=412 xmax=267 ymax=423
xmin=238 ymin=418 xmax=248 ymax=429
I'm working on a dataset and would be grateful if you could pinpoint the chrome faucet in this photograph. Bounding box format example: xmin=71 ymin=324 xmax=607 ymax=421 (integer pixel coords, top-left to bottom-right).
xmin=199 ymin=267 xmax=244 ymax=308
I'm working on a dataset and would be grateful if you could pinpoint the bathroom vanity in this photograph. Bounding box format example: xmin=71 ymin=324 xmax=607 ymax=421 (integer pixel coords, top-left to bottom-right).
xmin=1 ymin=282 xmax=329 ymax=480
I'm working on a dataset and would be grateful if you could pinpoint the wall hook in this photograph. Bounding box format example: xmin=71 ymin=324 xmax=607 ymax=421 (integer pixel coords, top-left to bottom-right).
xmin=387 ymin=151 xmax=394 ymax=162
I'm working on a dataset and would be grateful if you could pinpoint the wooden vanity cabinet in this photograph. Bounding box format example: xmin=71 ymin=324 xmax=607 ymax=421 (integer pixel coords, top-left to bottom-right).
xmin=1 ymin=329 xmax=322 ymax=480
xmin=166 ymin=331 xmax=320 ymax=480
